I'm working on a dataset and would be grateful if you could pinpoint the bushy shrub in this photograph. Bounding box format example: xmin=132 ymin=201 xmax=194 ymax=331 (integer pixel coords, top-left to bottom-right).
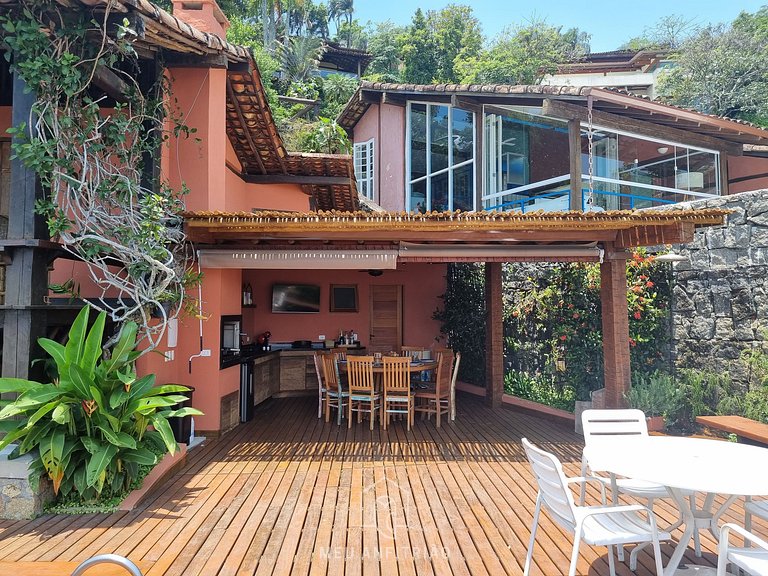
xmin=626 ymin=371 xmax=679 ymax=419
xmin=0 ymin=307 xmax=201 ymax=502
xmin=505 ymin=371 xmax=575 ymax=412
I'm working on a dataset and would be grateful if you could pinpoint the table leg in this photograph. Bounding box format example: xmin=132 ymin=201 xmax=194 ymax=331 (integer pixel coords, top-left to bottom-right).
xmin=664 ymin=487 xmax=697 ymax=576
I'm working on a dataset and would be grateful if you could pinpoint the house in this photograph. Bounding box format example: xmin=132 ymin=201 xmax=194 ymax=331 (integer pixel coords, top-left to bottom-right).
xmin=540 ymin=49 xmax=672 ymax=99
xmin=317 ymin=41 xmax=372 ymax=78
xmin=0 ymin=0 xmax=747 ymax=437
xmin=338 ymin=81 xmax=768 ymax=215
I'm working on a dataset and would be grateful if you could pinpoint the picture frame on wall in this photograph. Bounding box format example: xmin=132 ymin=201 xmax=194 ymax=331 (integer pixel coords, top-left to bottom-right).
xmin=330 ymin=284 xmax=358 ymax=312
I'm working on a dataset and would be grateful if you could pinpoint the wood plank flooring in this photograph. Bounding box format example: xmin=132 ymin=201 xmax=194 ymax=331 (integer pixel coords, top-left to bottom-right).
xmin=0 ymin=394 xmax=762 ymax=575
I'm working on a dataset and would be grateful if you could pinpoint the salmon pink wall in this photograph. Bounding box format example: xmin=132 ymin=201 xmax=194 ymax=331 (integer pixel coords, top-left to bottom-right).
xmin=224 ymin=168 xmax=309 ymax=212
xmin=242 ymin=263 xmax=446 ymax=347
xmin=728 ymin=155 xmax=768 ymax=194
xmin=353 ymin=103 xmax=406 ymax=211
xmin=166 ymin=67 xmax=227 ymax=212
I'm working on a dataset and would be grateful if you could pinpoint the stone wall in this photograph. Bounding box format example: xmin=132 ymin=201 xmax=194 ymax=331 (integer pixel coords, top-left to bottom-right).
xmin=664 ymin=189 xmax=768 ymax=385
xmin=0 ymin=445 xmax=53 ymax=519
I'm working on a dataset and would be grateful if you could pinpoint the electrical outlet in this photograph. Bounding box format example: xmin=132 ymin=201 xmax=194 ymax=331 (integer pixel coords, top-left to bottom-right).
xmin=164 ymin=350 xmax=174 ymax=362
xmin=200 ymin=349 xmax=211 ymax=357
xmin=319 ymin=334 xmax=326 ymax=341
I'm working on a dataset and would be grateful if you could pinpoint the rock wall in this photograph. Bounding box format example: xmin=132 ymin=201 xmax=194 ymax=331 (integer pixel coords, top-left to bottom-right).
xmin=665 ymin=189 xmax=768 ymax=385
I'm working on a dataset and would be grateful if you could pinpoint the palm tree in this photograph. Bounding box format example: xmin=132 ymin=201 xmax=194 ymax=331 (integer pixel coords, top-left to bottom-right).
xmin=276 ymin=36 xmax=325 ymax=84
xmin=329 ymin=0 xmax=353 ymax=45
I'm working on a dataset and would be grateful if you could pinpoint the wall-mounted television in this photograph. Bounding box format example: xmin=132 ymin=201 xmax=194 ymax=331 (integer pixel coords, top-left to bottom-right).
xmin=271 ymin=284 xmax=321 ymax=313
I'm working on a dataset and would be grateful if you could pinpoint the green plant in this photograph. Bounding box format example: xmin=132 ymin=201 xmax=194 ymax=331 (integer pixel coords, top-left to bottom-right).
xmin=432 ymin=263 xmax=487 ymax=385
xmin=505 ymin=371 xmax=576 ymax=412
xmin=669 ymin=368 xmax=733 ymax=431
xmin=0 ymin=307 xmax=201 ymax=502
xmin=298 ymin=116 xmax=352 ymax=154
xmin=625 ymin=371 xmax=679 ymax=418
xmin=506 ymin=250 xmax=672 ymax=403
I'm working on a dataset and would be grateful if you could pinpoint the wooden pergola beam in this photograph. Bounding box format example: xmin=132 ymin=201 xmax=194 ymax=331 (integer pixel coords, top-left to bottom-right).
xmin=241 ymin=173 xmax=352 ymax=186
xmin=542 ymin=99 xmax=743 ymax=156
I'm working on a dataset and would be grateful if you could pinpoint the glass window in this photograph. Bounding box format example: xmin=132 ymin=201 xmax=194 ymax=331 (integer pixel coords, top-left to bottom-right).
xmin=580 ymin=127 xmax=720 ymax=210
xmin=407 ymin=103 xmax=475 ymax=212
xmin=353 ymin=139 xmax=375 ymax=201
xmin=482 ymin=106 xmax=570 ymax=212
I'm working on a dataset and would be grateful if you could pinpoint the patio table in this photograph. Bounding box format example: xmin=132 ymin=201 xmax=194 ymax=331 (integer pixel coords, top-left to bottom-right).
xmin=584 ymin=435 xmax=768 ymax=576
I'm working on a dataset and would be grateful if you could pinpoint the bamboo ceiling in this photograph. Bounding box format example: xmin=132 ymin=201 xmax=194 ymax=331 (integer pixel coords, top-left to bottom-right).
xmin=184 ymin=208 xmax=729 ymax=249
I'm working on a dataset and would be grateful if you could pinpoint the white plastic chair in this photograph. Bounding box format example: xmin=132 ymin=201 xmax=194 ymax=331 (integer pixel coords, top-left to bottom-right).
xmin=581 ymin=408 xmax=699 ymax=564
xmin=522 ymin=437 xmax=670 ymax=576
xmin=746 ymin=498 xmax=768 ymax=534
xmin=717 ymin=523 xmax=768 ymax=576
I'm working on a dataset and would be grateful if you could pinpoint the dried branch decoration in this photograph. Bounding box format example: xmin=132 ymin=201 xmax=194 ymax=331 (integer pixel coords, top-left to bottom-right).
xmin=1 ymin=0 xmax=196 ymax=348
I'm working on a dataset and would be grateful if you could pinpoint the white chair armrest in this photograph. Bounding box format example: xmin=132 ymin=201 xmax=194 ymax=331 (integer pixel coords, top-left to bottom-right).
xmin=580 ymin=503 xmax=650 ymax=519
xmin=566 ymin=475 xmax=608 ymax=503
xmin=720 ymin=523 xmax=768 ymax=551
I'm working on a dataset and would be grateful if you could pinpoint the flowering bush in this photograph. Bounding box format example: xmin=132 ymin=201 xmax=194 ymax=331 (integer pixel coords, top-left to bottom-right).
xmin=507 ymin=250 xmax=672 ymax=404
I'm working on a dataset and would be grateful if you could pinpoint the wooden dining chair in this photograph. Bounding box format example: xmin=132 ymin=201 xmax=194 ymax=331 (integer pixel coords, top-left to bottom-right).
xmin=382 ymin=356 xmax=413 ymax=431
xmin=313 ymin=351 xmax=329 ymax=419
xmin=414 ymin=349 xmax=453 ymax=428
xmin=449 ymin=351 xmax=461 ymax=421
xmin=320 ymin=352 xmax=348 ymax=425
xmin=346 ymin=355 xmax=380 ymax=430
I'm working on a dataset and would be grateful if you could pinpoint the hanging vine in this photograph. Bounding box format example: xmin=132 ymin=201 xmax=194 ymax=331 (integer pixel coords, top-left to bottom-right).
xmin=0 ymin=0 xmax=197 ymax=348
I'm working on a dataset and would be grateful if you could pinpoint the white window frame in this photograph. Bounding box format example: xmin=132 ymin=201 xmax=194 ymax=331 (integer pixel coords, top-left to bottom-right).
xmin=353 ymin=138 xmax=375 ymax=201
xmin=406 ymin=101 xmax=476 ymax=212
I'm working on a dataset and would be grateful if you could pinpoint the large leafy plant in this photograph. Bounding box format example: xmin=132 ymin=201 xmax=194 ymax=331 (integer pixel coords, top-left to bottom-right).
xmin=0 ymin=307 xmax=201 ymax=501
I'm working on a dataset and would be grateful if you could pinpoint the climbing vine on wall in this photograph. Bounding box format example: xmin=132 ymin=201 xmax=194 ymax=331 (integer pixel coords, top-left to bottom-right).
xmin=0 ymin=0 xmax=196 ymax=348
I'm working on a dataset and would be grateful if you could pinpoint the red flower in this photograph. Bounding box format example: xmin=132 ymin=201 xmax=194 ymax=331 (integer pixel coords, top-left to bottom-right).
xmin=572 ymin=312 xmax=580 ymax=319
xmin=559 ymin=334 xmax=567 ymax=341
xmin=646 ymin=281 xmax=654 ymax=288
xmin=634 ymin=311 xmax=642 ymax=320
xmin=629 ymin=337 xmax=637 ymax=347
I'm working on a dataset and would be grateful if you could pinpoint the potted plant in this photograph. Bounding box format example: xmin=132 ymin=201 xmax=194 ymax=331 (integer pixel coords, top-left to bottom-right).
xmin=625 ymin=371 xmax=679 ymax=432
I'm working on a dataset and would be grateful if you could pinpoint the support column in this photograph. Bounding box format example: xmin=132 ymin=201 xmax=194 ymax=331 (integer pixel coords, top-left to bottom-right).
xmin=568 ymin=118 xmax=583 ymax=211
xmin=600 ymin=246 xmax=630 ymax=408
xmin=2 ymin=72 xmax=49 ymax=379
xmin=485 ymin=262 xmax=504 ymax=408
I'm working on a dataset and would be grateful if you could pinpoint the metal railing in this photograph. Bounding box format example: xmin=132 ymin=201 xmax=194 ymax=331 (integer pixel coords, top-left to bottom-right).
xmin=71 ymin=554 xmax=143 ymax=576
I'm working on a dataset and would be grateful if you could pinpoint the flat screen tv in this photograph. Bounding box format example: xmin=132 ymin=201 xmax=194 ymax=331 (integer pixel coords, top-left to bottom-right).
xmin=271 ymin=284 xmax=321 ymax=313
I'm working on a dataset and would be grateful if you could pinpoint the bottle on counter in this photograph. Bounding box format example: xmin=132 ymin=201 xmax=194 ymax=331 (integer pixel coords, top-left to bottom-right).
xmin=245 ymin=283 xmax=253 ymax=306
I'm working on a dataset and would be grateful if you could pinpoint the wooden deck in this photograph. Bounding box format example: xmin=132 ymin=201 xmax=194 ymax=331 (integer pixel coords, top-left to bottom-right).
xmin=0 ymin=394 xmax=761 ymax=576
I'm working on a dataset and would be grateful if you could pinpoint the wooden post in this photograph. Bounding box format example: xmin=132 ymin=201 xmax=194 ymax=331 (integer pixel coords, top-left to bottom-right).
xmin=600 ymin=246 xmax=630 ymax=408
xmin=485 ymin=262 xmax=504 ymax=408
xmin=2 ymin=72 xmax=49 ymax=379
xmin=568 ymin=118 xmax=583 ymax=211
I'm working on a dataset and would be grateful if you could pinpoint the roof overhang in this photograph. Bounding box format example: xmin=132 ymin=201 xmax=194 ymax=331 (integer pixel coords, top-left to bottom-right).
xmin=185 ymin=209 xmax=729 ymax=265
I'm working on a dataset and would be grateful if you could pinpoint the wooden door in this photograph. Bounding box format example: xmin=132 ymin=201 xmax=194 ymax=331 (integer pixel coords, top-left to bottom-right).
xmin=369 ymin=285 xmax=402 ymax=353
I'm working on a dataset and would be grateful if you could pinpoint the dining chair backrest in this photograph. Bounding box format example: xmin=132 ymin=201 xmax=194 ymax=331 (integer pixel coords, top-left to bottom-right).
xmin=382 ymin=356 xmax=411 ymax=393
xmin=347 ymin=356 xmax=375 ymax=393
xmin=320 ymin=353 xmax=341 ymax=394
xmin=582 ymin=408 xmax=649 ymax=447
xmin=522 ymin=438 xmax=577 ymax=531
xmin=435 ymin=349 xmax=454 ymax=394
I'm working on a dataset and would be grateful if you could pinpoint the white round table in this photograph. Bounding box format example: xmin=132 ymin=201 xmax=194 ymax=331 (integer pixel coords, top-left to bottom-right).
xmin=584 ymin=436 xmax=768 ymax=576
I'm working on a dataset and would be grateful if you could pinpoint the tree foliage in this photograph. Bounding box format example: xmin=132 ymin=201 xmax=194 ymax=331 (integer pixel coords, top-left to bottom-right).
xmin=456 ymin=20 xmax=590 ymax=85
xmin=657 ymin=8 xmax=768 ymax=126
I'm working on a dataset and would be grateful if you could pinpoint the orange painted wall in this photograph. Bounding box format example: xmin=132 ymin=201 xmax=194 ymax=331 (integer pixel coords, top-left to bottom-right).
xmin=223 ymin=144 xmax=309 ymax=212
xmin=166 ymin=67 xmax=227 ymax=212
xmin=728 ymin=155 xmax=768 ymax=194
xmin=242 ymin=263 xmax=446 ymax=348
xmin=353 ymin=103 xmax=406 ymax=211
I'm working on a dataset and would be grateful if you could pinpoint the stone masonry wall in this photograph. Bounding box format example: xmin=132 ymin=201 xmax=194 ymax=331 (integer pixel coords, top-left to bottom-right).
xmin=662 ymin=189 xmax=768 ymax=386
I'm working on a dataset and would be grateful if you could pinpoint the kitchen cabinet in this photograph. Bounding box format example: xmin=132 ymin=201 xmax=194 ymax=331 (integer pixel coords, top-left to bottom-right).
xmin=253 ymin=355 xmax=278 ymax=406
